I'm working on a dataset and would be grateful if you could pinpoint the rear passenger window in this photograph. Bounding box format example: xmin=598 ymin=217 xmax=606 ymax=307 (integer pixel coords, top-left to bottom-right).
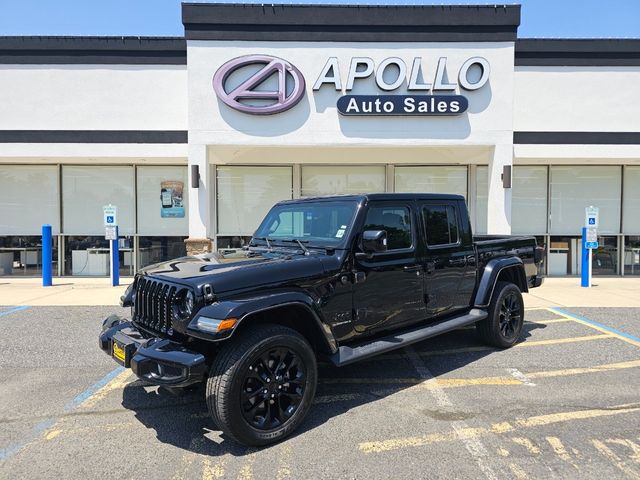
xmin=364 ymin=206 xmax=412 ymax=250
xmin=423 ymin=205 xmax=459 ymax=246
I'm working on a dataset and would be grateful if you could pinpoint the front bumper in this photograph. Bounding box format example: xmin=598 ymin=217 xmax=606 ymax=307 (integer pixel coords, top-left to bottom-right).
xmin=99 ymin=318 xmax=207 ymax=388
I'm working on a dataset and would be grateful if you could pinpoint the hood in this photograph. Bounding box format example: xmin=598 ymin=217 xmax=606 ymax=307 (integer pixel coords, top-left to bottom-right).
xmin=140 ymin=249 xmax=332 ymax=293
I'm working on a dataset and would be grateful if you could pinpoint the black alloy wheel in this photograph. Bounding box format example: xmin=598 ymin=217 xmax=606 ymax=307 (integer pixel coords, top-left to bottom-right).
xmin=476 ymin=281 xmax=524 ymax=348
xmin=206 ymin=324 xmax=317 ymax=446
xmin=498 ymin=290 xmax=522 ymax=340
xmin=240 ymin=347 xmax=306 ymax=430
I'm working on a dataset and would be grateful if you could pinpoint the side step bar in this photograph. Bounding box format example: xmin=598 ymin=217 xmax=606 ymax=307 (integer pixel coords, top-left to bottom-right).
xmin=329 ymin=308 xmax=488 ymax=367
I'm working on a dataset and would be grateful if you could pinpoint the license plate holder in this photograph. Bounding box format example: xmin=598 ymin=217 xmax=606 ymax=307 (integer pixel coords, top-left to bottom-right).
xmin=111 ymin=332 xmax=138 ymax=368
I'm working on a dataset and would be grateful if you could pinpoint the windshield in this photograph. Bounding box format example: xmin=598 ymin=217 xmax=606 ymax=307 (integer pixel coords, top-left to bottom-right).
xmin=253 ymin=201 xmax=359 ymax=247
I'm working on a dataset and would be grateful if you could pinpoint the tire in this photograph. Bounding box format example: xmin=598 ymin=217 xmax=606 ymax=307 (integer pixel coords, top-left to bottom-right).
xmin=476 ymin=281 xmax=524 ymax=348
xmin=206 ymin=324 xmax=317 ymax=446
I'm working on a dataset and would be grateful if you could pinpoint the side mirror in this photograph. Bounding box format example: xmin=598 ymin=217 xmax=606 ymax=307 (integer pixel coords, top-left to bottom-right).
xmin=361 ymin=230 xmax=387 ymax=254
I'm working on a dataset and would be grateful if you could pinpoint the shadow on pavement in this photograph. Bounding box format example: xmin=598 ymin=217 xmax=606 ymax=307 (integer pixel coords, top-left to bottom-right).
xmin=121 ymin=323 xmax=543 ymax=457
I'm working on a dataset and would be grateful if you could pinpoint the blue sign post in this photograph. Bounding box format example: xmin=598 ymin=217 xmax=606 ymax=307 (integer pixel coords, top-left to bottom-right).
xmin=104 ymin=205 xmax=119 ymax=287
xmin=111 ymin=226 xmax=119 ymax=287
xmin=42 ymin=224 xmax=52 ymax=287
xmin=581 ymin=227 xmax=589 ymax=288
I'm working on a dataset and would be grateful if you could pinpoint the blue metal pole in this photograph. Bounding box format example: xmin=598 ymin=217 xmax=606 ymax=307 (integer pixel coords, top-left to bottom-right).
xmin=42 ymin=224 xmax=52 ymax=287
xmin=581 ymin=227 xmax=589 ymax=287
xmin=111 ymin=226 xmax=119 ymax=287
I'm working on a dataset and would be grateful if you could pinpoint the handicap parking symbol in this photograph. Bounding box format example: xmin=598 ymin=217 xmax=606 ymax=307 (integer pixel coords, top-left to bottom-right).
xmin=588 ymin=218 xmax=596 ymax=225
xmin=106 ymin=216 xmax=114 ymax=224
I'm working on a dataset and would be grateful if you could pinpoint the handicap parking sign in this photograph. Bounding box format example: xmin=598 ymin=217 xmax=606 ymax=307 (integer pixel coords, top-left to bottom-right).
xmin=103 ymin=205 xmax=118 ymax=226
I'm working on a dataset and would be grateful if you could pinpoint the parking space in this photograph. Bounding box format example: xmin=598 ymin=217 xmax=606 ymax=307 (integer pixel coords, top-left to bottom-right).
xmin=1 ymin=306 xmax=640 ymax=479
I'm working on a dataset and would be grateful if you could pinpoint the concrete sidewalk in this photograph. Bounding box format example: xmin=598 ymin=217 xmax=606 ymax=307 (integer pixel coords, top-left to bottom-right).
xmin=0 ymin=276 xmax=639 ymax=308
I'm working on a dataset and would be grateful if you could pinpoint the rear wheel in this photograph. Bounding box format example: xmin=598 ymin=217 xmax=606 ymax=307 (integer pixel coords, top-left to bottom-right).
xmin=476 ymin=281 xmax=524 ymax=348
xmin=206 ymin=324 xmax=317 ymax=446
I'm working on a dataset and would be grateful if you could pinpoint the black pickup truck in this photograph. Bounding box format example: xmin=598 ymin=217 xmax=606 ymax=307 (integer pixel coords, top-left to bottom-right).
xmin=100 ymin=193 xmax=543 ymax=446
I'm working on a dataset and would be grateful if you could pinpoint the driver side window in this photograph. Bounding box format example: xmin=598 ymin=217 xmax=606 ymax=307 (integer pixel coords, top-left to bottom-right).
xmin=363 ymin=205 xmax=412 ymax=250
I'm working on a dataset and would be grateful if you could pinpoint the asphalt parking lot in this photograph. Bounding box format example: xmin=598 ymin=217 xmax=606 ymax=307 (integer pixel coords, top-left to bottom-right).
xmin=1 ymin=305 xmax=640 ymax=479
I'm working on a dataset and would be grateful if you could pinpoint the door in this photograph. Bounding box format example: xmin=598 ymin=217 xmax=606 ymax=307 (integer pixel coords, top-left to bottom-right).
xmin=352 ymin=202 xmax=426 ymax=335
xmin=420 ymin=201 xmax=475 ymax=318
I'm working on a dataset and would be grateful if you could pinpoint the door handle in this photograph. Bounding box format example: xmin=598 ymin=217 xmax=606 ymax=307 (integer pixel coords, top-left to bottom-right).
xmin=425 ymin=262 xmax=435 ymax=274
xmin=403 ymin=265 xmax=421 ymax=273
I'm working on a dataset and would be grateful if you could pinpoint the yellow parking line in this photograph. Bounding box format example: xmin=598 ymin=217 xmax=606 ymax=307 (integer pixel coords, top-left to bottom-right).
xmin=372 ymin=333 xmax=614 ymax=362
xmin=80 ymin=370 xmax=134 ymax=409
xmin=358 ymin=403 xmax=640 ymax=453
xmin=508 ymin=463 xmax=529 ymax=480
xmin=322 ymin=354 xmax=640 ymax=389
xmin=518 ymin=333 xmax=613 ymax=347
xmin=202 ymin=457 xmax=226 ymax=480
xmin=527 ymin=318 xmax=572 ymax=324
xmin=547 ymin=307 xmax=640 ymax=349
xmin=546 ymin=436 xmax=579 ymax=470
xmin=592 ymin=439 xmax=640 ymax=479
xmin=527 ymin=359 xmax=640 ymax=379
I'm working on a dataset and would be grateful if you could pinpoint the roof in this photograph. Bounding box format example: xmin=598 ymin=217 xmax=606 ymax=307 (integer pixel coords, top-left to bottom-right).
xmin=515 ymin=38 xmax=640 ymax=66
xmin=277 ymin=193 xmax=466 ymax=204
xmin=182 ymin=3 xmax=521 ymax=42
xmin=0 ymin=36 xmax=186 ymax=65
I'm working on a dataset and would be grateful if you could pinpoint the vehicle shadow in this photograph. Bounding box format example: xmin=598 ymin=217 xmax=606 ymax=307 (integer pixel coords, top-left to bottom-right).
xmin=121 ymin=322 xmax=544 ymax=457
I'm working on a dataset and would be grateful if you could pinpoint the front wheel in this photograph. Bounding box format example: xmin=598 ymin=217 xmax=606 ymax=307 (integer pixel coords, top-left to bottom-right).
xmin=206 ymin=324 xmax=317 ymax=446
xmin=476 ymin=281 xmax=524 ymax=348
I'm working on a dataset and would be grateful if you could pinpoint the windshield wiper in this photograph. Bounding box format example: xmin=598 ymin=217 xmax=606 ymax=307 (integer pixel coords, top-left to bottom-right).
xmin=252 ymin=236 xmax=273 ymax=249
xmin=277 ymin=238 xmax=311 ymax=255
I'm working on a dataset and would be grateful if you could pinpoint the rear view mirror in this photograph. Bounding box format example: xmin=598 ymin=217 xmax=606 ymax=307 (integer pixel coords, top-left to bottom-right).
xmin=361 ymin=230 xmax=387 ymax=254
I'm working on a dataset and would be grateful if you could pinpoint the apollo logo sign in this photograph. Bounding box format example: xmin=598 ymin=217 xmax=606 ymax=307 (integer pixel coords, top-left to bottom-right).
xmin=213 ymin=54 xmax=490 ymax=116
xmin=212 ymin=54 xmax=306 ymax=115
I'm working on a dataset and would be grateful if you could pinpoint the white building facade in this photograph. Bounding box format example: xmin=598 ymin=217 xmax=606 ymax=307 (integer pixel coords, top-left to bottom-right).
xmin=1 ymin=4 xmax=639 ymax=277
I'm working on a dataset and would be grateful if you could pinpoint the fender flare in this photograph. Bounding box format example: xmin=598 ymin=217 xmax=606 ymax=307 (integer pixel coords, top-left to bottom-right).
xmin=191 ymin=291 xmax=337 ymax=353
xmin=474 ymin=257 xmax=528 ymax=308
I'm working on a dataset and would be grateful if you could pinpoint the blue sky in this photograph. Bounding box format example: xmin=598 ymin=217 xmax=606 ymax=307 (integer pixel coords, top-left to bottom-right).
xmin=0 ymin=0 xmax=639 ymax=38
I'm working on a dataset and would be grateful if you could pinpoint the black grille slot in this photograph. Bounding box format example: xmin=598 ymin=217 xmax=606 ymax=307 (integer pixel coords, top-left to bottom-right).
xmin=133 ymin=277 xmax=181 ymax=336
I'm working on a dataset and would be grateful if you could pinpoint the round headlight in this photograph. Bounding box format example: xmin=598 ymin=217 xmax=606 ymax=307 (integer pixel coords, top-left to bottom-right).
xmin=184 ymin=290 xmax=194 ymax=316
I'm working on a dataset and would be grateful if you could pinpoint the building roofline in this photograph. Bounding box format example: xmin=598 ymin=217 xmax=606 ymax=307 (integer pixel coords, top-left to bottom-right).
xmin=515 ymin=38 xmax=640 ymax=66
xmin=182 ymin=3 xmax=521 ymax=42
xmin=0 ymin=36 xmax=186 ymax=65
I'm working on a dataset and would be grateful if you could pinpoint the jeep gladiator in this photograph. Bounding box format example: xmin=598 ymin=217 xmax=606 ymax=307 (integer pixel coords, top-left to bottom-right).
xmin=100 ymin=193 xmax=544 ymax=446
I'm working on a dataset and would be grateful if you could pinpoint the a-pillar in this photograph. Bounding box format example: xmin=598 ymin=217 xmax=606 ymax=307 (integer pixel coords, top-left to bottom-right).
xmin=486 ymin=143 xmax=513 ymax=235
xmin=185 ymin=143 xmax=212 ymax=255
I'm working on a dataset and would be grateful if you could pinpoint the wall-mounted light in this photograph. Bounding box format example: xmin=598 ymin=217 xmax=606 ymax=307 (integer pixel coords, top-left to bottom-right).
xmin=502 ymin=165 xmax=512 ymax=189
xmin=191 ymin=165 xmax=200 ymax=189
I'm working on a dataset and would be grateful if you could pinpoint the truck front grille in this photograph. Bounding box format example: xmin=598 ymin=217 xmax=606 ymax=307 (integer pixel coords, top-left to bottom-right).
xmin=133 ymin=277 xmax=179 ymax=336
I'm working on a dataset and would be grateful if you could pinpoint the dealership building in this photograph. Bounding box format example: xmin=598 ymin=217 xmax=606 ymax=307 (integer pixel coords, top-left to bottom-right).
xmin=1 ymin=3 xmax=639 ymax=277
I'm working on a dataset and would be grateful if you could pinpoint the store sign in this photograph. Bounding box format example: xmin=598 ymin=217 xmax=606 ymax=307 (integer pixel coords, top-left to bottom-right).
xmin=213 ymin=54 xmax=489 ymax=117
xmin=337 ymin=95 xmax=468 ymax=116
xmin=213 ymin=55 xmax=306 ymax=115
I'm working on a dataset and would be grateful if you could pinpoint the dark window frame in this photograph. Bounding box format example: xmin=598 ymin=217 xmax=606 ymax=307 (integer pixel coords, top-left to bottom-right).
xmin=422 ymin=203 xmax=461 ymax=249
xmin=361 ymin=203 xmax=416 ymax=253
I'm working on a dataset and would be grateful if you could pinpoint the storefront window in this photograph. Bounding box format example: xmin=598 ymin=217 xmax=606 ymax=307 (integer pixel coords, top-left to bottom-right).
xmin=512 ymin=166 xmax=547 ymax=234
xmin=217 ymin=236 xmax=252 ymax=252
xmin=138 ymin=236 xmax=187 ymax=269
xmin=217 ymin=166 xmax=292 ymax=235
xmin=137 ymin=166 xmax=188 ymax=236
xmin=548 ymin=235 xmax=618 ymax=276
xmin=0 ymin=235 xmax=56 ymax=276
xmin=623 ymin=166 xmax=640 ymax=234
xmin=394 ymin=166 xmax=467 ymax=198
xmin=64 ymin=235 xmax=133 ymax=277
xmin=301 ymin=165 xmax=385 ymax=197
xmin=0 ymin=165 xmax=60 ymax=235
xmin=624 ymin=236 xmax=640 ymax=276
xmin=550 ymin=166 xmax=621 ymax=235
xmin=592 ymin=236 xmax=618 ymax=276
xmin=62 ymin=166 xmax=135 ymax=235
